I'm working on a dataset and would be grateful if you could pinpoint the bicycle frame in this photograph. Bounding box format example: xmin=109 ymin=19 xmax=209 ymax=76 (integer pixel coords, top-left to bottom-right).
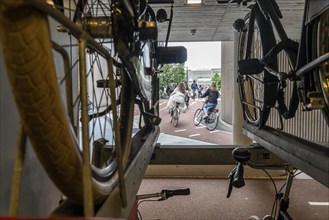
xmin=227 ymin=148 xmax=295 ymax=220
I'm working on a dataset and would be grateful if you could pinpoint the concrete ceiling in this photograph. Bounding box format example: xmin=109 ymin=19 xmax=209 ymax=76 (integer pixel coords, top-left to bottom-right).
xmin=152 ymin=0 xmax=305 ymax=42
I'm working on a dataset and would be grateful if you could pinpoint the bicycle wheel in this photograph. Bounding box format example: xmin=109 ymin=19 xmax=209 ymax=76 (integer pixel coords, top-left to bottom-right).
xmin=171 ymin=108 xmax=179 ymax=127
xmin=207 ymin=111 xmax=219 ymax=131
xmin=1 ymin=1 xmax=135 ymax=206
xmin=315 ymin=7 xmax=329 ymax=126
xmin=193 ymin=109 xmax=203 ymax=126
xmin=237 ymin=6 xmax=278 ymax=128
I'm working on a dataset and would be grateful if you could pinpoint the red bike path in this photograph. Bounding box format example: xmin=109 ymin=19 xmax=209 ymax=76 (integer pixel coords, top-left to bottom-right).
xmin=157 ymin=99 xmax=233 ymax=145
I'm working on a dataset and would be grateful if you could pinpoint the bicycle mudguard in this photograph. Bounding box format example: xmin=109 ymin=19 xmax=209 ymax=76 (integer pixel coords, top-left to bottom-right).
xmin=305 ymin=0 xmax=329 ymax=24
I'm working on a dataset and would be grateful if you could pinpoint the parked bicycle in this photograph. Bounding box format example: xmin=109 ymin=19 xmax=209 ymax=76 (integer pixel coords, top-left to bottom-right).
xmin=227 ymin=148 xmax=296 ymax=220
xmin=1 ymin=0 xmax=186 ymax=215
xmin=193 ymin=102 xmax=219 ymax=131
xmin=229 ymin=0 xmax=329 ymax=128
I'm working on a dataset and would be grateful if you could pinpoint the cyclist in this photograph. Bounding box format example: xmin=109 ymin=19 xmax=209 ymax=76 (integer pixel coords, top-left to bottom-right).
xmin=184 ymin=81 xmax=190 ymax=107
xmin=166 ymin=82 xmax=187 ymax=113
xmin=200 ymin=81 xmax=219 ymax=120
xmin=191 ymin=80 xmax=198 ymax=100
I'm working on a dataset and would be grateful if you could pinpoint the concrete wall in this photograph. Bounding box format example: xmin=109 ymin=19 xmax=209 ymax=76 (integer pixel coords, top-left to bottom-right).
xmin=220 ymin=41 xmax=234 ymax=125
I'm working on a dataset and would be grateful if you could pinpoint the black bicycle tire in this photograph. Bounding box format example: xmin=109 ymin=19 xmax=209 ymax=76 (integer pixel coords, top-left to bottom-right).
xmin=207 ymin=112 xmax=219 ymax=131
xmin=1 ymin=2 xmax=134 ymax=205
xmin=238 ymin=6 xmax=278 ymax=128
xmin=314 ymin=7 xmax=329 ymax=126
xmin=193 ymin=109 xmax=203 ymax=126
xmin=172 ymin=108 xmax=179 ymax=127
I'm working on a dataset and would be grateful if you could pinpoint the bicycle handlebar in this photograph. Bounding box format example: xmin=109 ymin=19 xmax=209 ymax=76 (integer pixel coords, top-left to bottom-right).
xmin=137 ymin=188 xmax=190 ymax=201
xmin=158 ymin=188 xmax=191 ymax=200
xmin=162 ymin=188 xmax=190 ymax=198
xmin=226 ymin=147 xmax=287 ymax=198
xmin=226 ymin=163 xmax=245 ymax=198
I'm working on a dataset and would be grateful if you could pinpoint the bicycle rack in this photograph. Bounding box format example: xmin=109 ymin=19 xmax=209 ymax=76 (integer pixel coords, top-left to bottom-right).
xmin=242 ymin=123 xmax=329 ymax=188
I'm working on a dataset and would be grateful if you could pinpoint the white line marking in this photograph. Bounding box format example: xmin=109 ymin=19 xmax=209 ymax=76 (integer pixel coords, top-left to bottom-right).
xmin=195 ymin=126 xmax=206 ymax=129
xmin=189 ymin=134 xmax=200 ymax=137
xmin=159 ymin=102 xmax=166 ymax=106
xmin=160 ymin=107 xmax=168 ymax=111
xmin=308 ymin=202 xmax=329 ymax=206
xmin=218 ymin=130 xmax=233 ymax=134
xmin=209 ymin=130 xmax=220 ymax=133
xmin=175 ymin=129 xmax=186 ymax=132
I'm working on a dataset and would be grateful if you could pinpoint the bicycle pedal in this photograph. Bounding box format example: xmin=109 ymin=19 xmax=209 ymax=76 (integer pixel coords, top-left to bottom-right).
xmin=238 ymin=59 xmax=264 ymax=75
xmin=307 ymin=92 xmax=325 ymax=109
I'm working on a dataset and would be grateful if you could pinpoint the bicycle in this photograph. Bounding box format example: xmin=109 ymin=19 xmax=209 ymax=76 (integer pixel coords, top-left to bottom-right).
xmin=184 ymin=93 xmax=190 ymax=108
xmin=227 ymin=148 xmax=296 ymax=220
xmin=192 ymin=89 xmax=198 ymax=100
xmin=230 ymin=0 xmax=329 ymax=128
xmin=193 ymin=102 xmax=219 ymax=131
xmin=135 ymin=187 xmax=190 ymax=220
xmin=0 ymin=0 xmax=186 ymax=215
xmin=169 ymin=101 xmax=181 ymax=127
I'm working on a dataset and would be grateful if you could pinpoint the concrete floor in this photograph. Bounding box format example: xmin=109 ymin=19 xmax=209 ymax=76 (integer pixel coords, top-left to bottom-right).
xmin=141 ymin=100 xmax=329 ymax=220
xmin=137 ymin=178 xmax=329 ymax=220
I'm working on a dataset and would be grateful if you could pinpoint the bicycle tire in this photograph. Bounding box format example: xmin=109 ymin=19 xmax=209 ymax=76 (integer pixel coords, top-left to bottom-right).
xmin=172 ymin=108 xmax=179 ymax=127
xmin=1 ymin=2 xmax=134 ymax=206
xmin=193 ymin=109 xmax=203 ymax=126
xmin=237 ymin=6 xmax=278 ymax=128
xmin=77 ymin=0 xmax=135 ymax=176
xmin=314 ymin=7 xmax=329 ymax=126
xmin=207 ymin=111 xmax=219 ymax=131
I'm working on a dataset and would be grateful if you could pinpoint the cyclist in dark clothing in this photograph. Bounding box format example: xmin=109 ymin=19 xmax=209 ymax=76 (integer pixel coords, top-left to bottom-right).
xmin=191 ymin=80 xmax=198 ymax=100
xmin=200 ymin=81 xmax=219 ymax=119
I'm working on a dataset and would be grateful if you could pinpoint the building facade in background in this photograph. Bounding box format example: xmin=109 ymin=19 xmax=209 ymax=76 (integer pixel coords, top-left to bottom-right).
xmin=187 ymin=68 xmax=221 ymax=87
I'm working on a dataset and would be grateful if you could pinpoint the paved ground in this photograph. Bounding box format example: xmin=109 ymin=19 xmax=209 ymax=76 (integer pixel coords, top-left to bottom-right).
xmin=157 ymin=98 xmax=233 ymax=145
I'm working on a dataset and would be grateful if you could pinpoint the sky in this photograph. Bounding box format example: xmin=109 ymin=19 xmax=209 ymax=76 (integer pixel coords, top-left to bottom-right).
xmin=168 ymin=42 xmax=222 ymax=70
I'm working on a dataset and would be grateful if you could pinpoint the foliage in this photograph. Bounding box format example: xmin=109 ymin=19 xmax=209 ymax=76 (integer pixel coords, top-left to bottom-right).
xmin=211 ymin=72 xmax=221 ymax=90
xmin=158 ymin=64 xmax=186 ymax=88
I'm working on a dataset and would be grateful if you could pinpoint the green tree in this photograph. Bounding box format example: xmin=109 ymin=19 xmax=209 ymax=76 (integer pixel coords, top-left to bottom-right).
xmin=211 ymin=72 xmax=221 ymax=90
xmin=159 ymin=64 xmax=186 ymax=88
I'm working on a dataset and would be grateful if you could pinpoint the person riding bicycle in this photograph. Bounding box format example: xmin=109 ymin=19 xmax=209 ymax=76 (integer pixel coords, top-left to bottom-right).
xmin=166 ymin=82 xmax=187 ymax=113
xmin=191 ymin=80 xmax=198 ymax=99
xmin=184 ymin=81 xmax=190 ymax=107
xmin=200 ymin=81 xmax=219 ymax=120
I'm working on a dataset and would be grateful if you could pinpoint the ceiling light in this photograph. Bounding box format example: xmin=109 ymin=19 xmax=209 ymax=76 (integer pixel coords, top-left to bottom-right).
xmin=186 ymin=0 xmax=204 ymax=5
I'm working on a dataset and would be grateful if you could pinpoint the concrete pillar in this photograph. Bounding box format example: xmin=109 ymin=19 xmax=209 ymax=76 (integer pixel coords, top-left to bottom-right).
xmin=220 ymin=41 xmax=233 ymax=125
xmin=232 ymin=32 xmax=253 ymax=145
